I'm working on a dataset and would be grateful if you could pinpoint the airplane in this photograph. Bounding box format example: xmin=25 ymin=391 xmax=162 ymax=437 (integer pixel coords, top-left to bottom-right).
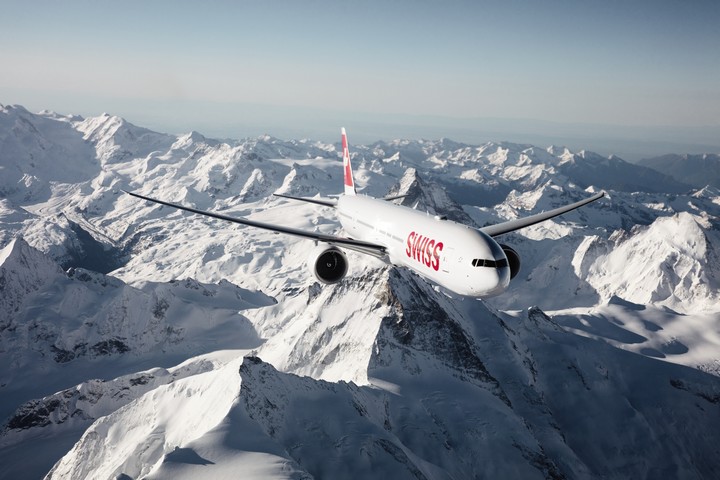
xmin=125 ymin=128 xmax=604 ymax=298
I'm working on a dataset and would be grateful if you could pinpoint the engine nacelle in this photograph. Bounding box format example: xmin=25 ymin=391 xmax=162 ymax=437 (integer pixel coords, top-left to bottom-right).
xmin=500 ymin=244 xmax=521 ymax=280
xmin=308 ymin=245 xmax=349 ymax=284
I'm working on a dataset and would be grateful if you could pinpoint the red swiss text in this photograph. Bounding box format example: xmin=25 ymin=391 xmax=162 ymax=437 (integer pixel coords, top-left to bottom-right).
xmin=405 ymin=231 xmax=444 ymax=271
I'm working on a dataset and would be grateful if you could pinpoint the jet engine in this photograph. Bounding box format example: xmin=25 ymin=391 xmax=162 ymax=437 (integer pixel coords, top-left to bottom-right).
xmin=500 ymin=244 xmax=521 ymax=280
xmin=308 ymin=245 xmax=348 ymax=284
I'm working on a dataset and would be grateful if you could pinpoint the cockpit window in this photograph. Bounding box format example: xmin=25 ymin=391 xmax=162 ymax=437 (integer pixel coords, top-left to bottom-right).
xmin=471 ymin=258 xmax=508 ymax=268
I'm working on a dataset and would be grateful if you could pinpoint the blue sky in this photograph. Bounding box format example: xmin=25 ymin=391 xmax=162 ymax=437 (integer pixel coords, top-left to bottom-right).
xmin=1 ymin=0 xmax=719 ymax=158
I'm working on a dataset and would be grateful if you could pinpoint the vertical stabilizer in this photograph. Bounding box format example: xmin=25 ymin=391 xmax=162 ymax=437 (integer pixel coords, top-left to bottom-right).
xmin=342 ymin=127 xmax=356 ymax=195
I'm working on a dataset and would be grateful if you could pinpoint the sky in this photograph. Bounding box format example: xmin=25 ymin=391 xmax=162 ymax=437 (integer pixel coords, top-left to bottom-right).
xmin=1 ymin=0 xmax=719 ymax=159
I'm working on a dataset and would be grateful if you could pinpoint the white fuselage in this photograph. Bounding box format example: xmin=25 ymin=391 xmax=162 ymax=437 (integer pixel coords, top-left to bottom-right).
xmin=337 ymin=195 xmax=511 ymax=297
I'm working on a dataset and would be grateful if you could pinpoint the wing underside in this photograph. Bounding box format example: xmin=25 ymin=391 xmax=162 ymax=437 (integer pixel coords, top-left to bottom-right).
xmin=480 ymin=191 xmax=605 ymax=237
xmin=124 ymin=190 xmax=387 ymax=258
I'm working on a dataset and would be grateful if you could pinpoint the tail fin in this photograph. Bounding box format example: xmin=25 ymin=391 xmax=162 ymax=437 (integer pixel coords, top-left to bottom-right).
xmin=341 ymin=127 xmax=356 ymax=195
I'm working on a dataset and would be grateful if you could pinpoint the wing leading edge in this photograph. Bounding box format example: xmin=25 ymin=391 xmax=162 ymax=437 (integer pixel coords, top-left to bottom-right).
xmin=124 ymin=190 xmax=387 ymax=258
xmin=480 ymin=191 xmax=605 ymax=237
xmin=272 ymin=193 xmax=337 ymax=207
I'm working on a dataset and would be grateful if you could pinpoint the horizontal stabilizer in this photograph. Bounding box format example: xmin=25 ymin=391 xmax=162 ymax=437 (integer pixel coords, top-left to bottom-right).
xmin=382 ymin=194 xmax=408 ymax=202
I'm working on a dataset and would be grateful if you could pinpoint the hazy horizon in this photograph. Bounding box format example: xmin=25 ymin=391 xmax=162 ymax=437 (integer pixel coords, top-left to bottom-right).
xmin=2 ymin=0 xmax=718 ymax=161
xmin=4 ymin=97 xmax=718 ymax=162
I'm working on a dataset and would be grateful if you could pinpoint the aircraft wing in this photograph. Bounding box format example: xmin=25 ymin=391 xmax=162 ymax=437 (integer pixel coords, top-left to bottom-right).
xmin=272 ymin=193 xmax=337 ymax=207
xmin=273 ymin=193 xmax=407 ymax=205
xmin=124 ymin=190 xmax=387 ymax=258
xmin=480 ymin=191 xmax=605 ymax=237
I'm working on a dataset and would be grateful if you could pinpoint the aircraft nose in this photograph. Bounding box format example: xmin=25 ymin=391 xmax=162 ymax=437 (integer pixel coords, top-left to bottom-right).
xmin=470 ymin=231 xmax=512 ymax=297
xmin=474 ymin=260 xmax=511 ymax=297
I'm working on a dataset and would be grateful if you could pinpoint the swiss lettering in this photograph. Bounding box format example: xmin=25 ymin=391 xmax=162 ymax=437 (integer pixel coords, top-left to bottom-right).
xmin=405 ymin=231 xmax=444 ymax=271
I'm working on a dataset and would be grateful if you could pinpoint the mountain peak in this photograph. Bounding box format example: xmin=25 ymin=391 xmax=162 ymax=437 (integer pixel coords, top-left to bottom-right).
xmin=172 ymin=130 xmax=216 ymax=151
xmin=75 ymin=113 xmax=175 ymax=164
xmin=583 ymin=211 xmax=719 ymax=312
xmin=0 ymin=235 xmax=64 ymax=274
xmin=386 ymin=167 xmax=477 ymax=225
xmin=0 ymin=236 xmax=65 ymax=328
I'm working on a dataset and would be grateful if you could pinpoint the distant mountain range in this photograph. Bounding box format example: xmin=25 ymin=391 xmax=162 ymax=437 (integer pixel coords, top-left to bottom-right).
xmin=1 ymin=104 xmax=719 ymax=479
xmin=639 ymin=153 xmax=720 ymax=189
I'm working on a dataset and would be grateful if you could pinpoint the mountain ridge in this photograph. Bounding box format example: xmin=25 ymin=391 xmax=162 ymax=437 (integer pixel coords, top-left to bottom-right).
xmin=639 ymin=153 xmax=720 ymax=189
xmin=1 ymin=105 xmax=719 ymax=479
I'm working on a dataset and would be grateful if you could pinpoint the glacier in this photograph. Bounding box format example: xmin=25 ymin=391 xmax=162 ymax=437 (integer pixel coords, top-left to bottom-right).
xmin=1 ymin=103 xmax=719 ymax=479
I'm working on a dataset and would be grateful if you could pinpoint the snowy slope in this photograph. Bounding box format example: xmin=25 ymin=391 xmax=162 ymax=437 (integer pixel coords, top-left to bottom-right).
xmin=0 ymin=237 xmax=271 ymax=477
xmin=0 ymin=105 xmax=97 ymax=202
xmin=41 ymin=273 xmax=720 ymax=479
xmin=1 ymin=105 xmax=719 ymax=479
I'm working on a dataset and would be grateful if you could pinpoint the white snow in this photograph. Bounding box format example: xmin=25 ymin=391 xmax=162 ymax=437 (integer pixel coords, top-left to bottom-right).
xmin=1 ymin=105 xmax=719 ymax=480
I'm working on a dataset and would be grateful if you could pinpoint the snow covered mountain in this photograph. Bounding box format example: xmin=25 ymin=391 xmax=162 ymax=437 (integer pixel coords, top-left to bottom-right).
xmin=1 ymin=104 xmax=719 ymax=479
xmin=639 ymin=153 xmax=720 ymax=189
